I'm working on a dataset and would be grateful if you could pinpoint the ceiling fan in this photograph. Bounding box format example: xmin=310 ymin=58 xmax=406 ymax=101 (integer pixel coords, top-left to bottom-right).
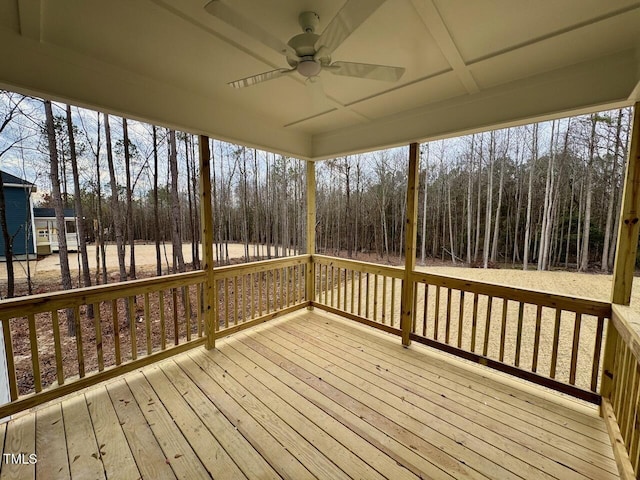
xmin=204 ymin=0 xmax=405 ymax=88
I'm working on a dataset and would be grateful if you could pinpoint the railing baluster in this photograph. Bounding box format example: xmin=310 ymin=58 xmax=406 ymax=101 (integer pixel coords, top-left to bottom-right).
xmin=482 ymin=296 xmax=492 ymax=357
xmin=2 ymin=319 xmax=17 ymax=400
xmin=412 ymin=282 xmax=418 ymax=333
xmin=457 ymin=291 xmax=465 ymax=349
xmin=445 ymin=288 xmax=452 ymax=344
xmin=623 ymin=365 xmax=640 ymax=449
xmin=196 ymin=285 xmax=203 ymax=337
xmin=272 ymin=269 xmax=277 ymax=311
xmin=94 ymin=303 xmax=104 ymax=372
xmin=258 ymin=272 xmax=263 ymax=316
xmin=532 ymin=305 xmax=542 ymax=372
xmin=251 ymin=273 xmax=256 ymax=319
xmin=422 ymin=283 xmax=428 ymax=336
xmin=382 ymin=275 xmax=387 ymax=325
xmin=159 ymin=291 xmax=166 ymax=350
xmin=51 ymin=310 xmax=64 ymax=385
xmin=343 ymin=269 xmax=348 ymax=311
xmin=470 ymin=293 xmax=478 ymax=352
xmin=266 ymin=271 xmax=271 ymax=314
xmin=28 ymin=314 xmax=41 ymax=393
xmin=358 ymin=271 xmax=362 ymax=316
xmin=350 ymin=270 xmax=355 ymax=314
xmin=185 ymin=286 xmax=192 ymax=340
xmin=144 ymin=293 xmax=152 ymax=355
xmin=373 ymin=274 xmax=378 ymax=322
xmin=112 ymin=300 xmax=121 ymax=365
xmin=128 ymin=297 xmax=137 ymax=359
xmin=514 ymin=302 xmax=524 ymax=367
xmin=590 ymin=316 xmax=605 ymax=391
xmin=74 ymin=306 xmax=85 ymax=378
xmin=612 ymin=335 xmax=624 ymax=413
xmin=549 ymin=309 xmax=561 ymax=379
xmin=365 ymin=273 xmax=370 ymax=318
xmin=619 ymin=346 xmax=634 ymax=439
xmin=172 ymin=289 xmax=178 ymax=346
xmin=569 ymin=312 xmax=582 ymax=385
xmin=337 ymin=268 xmax=341 ymax=310
xmin=285 ymin=267 xmax=290 ymax=307
xmin=499 ymin=299 xmax=508 ymax=362
xmin=434 ymin=286 xmax=440 ymax=341
xmin=330 ymin=267 xmax=335 ymax=308
xmin=224 ymin=278 xmax=230 ymax=327
xmin=234 ymin=276 xmax=240 ymax=325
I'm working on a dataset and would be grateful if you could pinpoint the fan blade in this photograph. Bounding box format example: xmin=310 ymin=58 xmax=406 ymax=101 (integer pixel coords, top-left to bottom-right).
xmin=205 ymin=1 xmax=296 ymax=57
xmin=315 ymin=0 xmax=386 ymax=55
xmin=229 ymin=68 xmax=295 ymax=88
xmin=327 ymin=62 xmax=405 ymax=81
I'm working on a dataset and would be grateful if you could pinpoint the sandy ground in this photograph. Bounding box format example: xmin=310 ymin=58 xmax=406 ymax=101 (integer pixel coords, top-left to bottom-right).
xmin=0 ymin=242 xmax=297 ymax=284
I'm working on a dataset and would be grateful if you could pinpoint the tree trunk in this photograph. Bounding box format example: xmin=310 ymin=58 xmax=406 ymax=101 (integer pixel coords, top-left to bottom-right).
xmin=579 ymin=115 xmax=597 ymax=272
xmin=123 ymin=118 xmax=136 ymax=280
xmin=66 ymin=105 xmax=93 ymax=316
xmin=169 ymin=129 xmax=185 ymax=273
xmin=602 ymin=110 xmax=622 ymax=272
xmin=422 ymin=144 xmax=430 ymax=265
xmin=483 ymin=132 xmax=494 ymax=268
xmin=104 ymin=113 xmax=127 ymax=282
xmin=523 ymin=124 xmax=538 ymax=270
xmin=45 ymin=100 xmax=75 ymax=335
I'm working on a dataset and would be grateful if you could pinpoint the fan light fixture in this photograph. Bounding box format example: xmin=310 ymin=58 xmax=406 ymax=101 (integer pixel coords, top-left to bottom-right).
xmin=297 ymin=58 xmax=322 ymax=77
xmin=205 ymin=0 xmax=405 ymax=88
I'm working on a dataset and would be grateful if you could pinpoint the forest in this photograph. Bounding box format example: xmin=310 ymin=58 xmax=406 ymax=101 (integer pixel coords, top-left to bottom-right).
xmin=0 ymin=90 xmax=633 ymax=300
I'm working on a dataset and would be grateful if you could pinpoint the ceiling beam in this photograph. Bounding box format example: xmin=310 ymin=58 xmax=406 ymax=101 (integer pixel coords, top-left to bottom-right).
xmin=17 ymin=0 xmax=42 ymax=42
xmin=410 ymin=0 xmax=479 ymax=94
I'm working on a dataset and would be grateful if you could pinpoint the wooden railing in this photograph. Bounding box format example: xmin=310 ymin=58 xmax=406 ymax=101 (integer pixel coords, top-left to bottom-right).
xmin=214 ymin=255 xmax=311 ymax=337
xmin=0 ymin=253 xmax=618 ymax=418
xmin=410 ymin=272 xmax=611 ymax=402
xmin=310 ymin=256 xmax=611 ymax=403
xmin=312 ymin=255 xmax=404 ymax=335
xmin=0 ymin=271 xmax=206 ymax=417
xmin=601 ymin=305 xmax=640 ymax=478
xmin=0 ymin=255 xmax=312 ymax=417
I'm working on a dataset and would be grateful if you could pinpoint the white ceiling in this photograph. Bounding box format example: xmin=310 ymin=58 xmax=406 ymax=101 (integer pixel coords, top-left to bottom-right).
xmin=0 ymin=0 xmax=639 ymax=160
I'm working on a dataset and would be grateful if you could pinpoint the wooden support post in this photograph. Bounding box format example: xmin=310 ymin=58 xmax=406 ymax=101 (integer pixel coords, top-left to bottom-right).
xmin=199 ymin=135 xmax=216 ymax=349
xmin=612 ymin=102 xmax=640 ymax=305
xmin=306 ymin=160 xmax=316 ymax=308
xmin=401 ymin=143 xmax=420 ymax=346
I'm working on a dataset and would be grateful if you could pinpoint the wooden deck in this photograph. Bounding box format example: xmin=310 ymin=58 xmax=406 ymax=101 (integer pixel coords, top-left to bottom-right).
xmin=0 ymin=309 xmax=618 ymax=480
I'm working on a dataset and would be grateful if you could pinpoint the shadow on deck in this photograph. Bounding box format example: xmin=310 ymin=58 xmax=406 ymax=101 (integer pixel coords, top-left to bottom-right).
xmin=0 ymin=309 xmax=617 ymax=479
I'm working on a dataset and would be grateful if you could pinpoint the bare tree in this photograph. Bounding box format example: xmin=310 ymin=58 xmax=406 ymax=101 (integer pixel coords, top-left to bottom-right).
xmin=66 ymin=105 xmax=93 ymax=315
xmin=169 ymin=129 xmax=185 ymax=273
xmin=45 ymin=100 xmax=75 ymax=334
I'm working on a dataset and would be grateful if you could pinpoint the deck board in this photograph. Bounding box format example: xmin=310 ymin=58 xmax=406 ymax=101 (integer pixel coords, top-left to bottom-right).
xmin=290 ymin=315 xmax=618 ymax=477
xmin=0 ymin=310 xmax=619 ymax=479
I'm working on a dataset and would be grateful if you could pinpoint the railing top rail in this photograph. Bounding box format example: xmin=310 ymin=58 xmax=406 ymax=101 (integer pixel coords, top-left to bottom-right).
xmin=312 ymin=255 xmax=404 ymax=279
xmin=412 ymin=270 xmax=611 ymax=317
xmin=611 ymin=304 xmax=640 ymax=364
xmin=214 ymin=254 xmax=311 ymax=279
xmin=0 ymin=270 xmax=207 ymax=320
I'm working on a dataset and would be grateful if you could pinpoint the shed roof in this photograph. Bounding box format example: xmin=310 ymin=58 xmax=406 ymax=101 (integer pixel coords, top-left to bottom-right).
xmin=0 ymin=170 xmax=34 ymax=187
xmin=33 ymin=208 xmax=76 ymax=219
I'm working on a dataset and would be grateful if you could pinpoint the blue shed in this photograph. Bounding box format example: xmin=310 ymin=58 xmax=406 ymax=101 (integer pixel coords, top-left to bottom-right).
xmin=0 ymin=171 xmax=36 ymax=258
